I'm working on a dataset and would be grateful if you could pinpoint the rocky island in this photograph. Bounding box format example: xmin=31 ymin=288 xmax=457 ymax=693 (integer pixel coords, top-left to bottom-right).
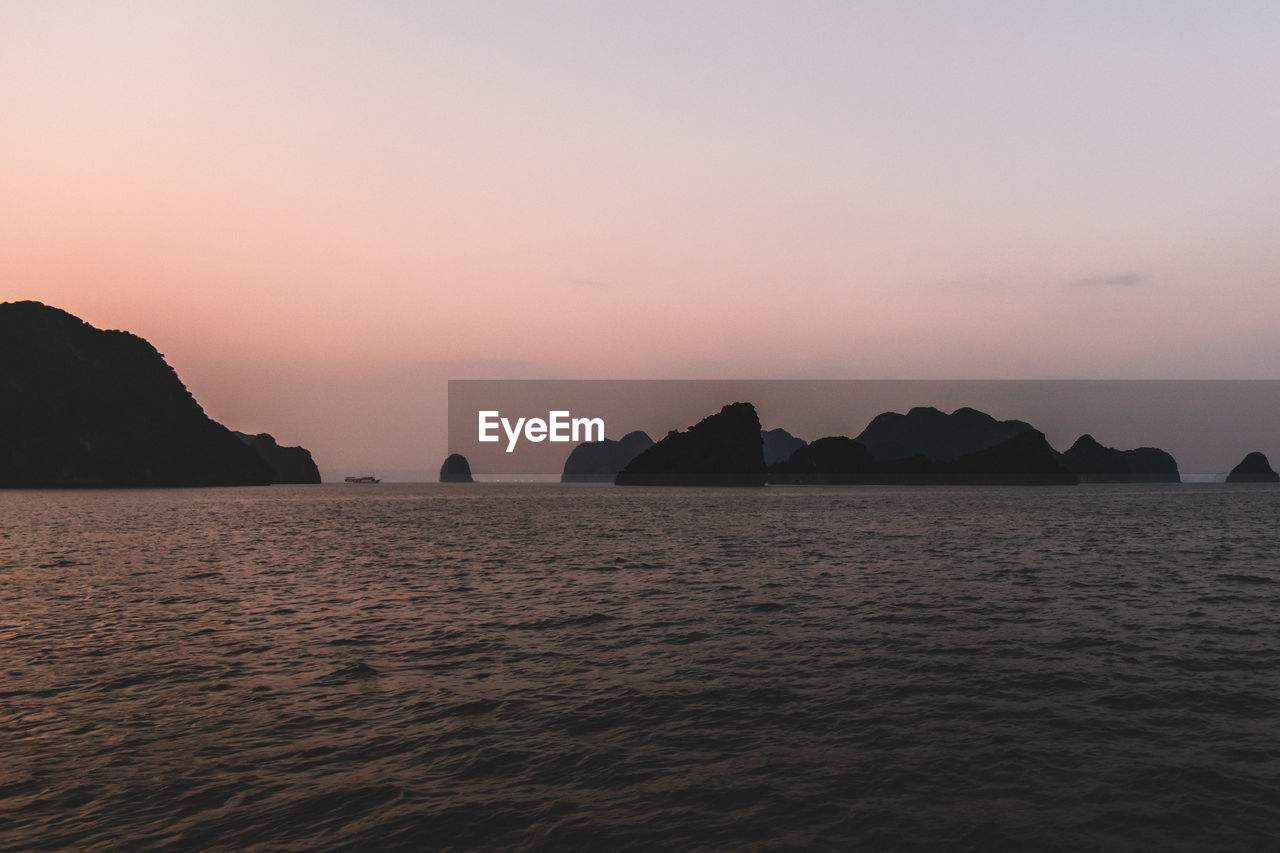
xmin=0 ymin=301 xmax=315 ymax=488
xmin=615 ymin=402 xmax=768 ymax=486
xmin=854 ymin=406 xmax=1035 ymax=462
xmin=771 ymin=427 xmax=1076 ymax=485
xmin=1225 ymin=452 xmax=1279 ymax=483
xmin=768 ymin=436 xmax=876 ymax=483
xmin=440 ymin=453 xmax=474 ymax=483
xmin=770 ymin=405 xmax=1074 ymax=484
xmin=614 ymin=403 xmax=1085 ymax=486
xmin=1061 ymin=434 xmax=1180 ymax=482
xmin=761 ymin=427 xmax=806 ymax=467
xmin=561 ymin=430 xmax=653 ymax=482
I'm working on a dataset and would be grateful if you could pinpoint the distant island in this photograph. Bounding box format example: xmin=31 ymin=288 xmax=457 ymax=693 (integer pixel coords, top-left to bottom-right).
xmin=0 ymin=301 xmax=318 ymax=488
xmin=761 ymin=428 xmax=806 ymax=467
xmin=1061 ymin=434 xmax=1179 ymax=482
xmin=562 ymin=427 xmax=802 ymax=482
xmin=590 ymin=401 xmax=1202 ymax=487
xmin=616 ymin=403 xmax=768 ymax=486
xmin=561 ymin=431 xmax=653 ymax=482
xmin=853 ymin=406 xmax=1034 ymax=462
xmin=771 ymin=425 xmax=1076 ymax=485
xmin=440 ymin=453 xmax=474 ymax=483
xmin=1225 ymin=452 xmax=1279 ymax=483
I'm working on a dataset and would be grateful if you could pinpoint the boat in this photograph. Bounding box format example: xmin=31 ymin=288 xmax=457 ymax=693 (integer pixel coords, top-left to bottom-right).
xmin=344 ymin=475 xmax=381 ymax=484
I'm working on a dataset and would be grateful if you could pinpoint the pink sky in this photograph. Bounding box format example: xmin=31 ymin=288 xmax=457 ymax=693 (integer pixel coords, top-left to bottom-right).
xmin=4 ymin=2 xmax=1279 ymax=478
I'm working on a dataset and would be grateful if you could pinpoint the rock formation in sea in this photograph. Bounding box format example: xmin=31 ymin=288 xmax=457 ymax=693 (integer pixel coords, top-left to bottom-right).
xmin=761 ymin=427 xmax=806 ymax=467
xmin=561 ymin=430 xmax=653 ymax=482
xmin=1061 ymin=434 xmax=1129 ymax=477
xmin=234 ymin=431 xmax=321 ymax=484
xmin=1225 ymin=451 xmax=1279 ymax=483
xmin=1061 ymin=434 xmax=1180 ymax=482
xmin=934 ymin=429 xmax=1078 ymax=484
xmin=770 ymin=429 xmax=1077 ymax=485
xmin=1122 ymin=447 xmax=1180 ymax=482
xmin=854 ymin=406 xmax=1035 ymax=462
xmin=440 ymin=453 xmax=474 ymax=483
xmin=0 ymin=301 xmax=273 ymax=488
xmin=615 ymin=402 xmax=767 ymax=486
xmin=769 ymin=436 xmax=876 ymax=483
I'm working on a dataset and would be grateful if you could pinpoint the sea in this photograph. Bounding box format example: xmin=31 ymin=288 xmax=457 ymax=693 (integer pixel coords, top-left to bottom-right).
xmin=2 ymin=482 xmax=1278 ymax=851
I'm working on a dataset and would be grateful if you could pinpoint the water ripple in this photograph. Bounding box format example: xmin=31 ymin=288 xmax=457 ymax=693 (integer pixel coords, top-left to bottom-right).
xmin=1 ymin=483 xmax=1278 ymax=850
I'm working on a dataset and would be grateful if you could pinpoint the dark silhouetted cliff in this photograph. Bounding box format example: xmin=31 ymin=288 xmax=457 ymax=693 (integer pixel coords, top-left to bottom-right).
xmin=1062 ymin=434 xmax=1180 ymax=482
xmin=769 ymin=436 xmax=876 ymax=483
xmin=770 ymin=429 xmax=1076 ymax=485
xmin=1122 ymin=447 xmax=1180 ymax=482
xmin=1062 ymin=434 xmax=1129 ymax=478
xmin=937 ymin=429 xmax=1078 ymax=484
xmin=761 ymin=428 xmax=806 ymax=467
xmin=0 ymin=301 xmax=272 ymax=488
xmin=854 ymin=406 xmax=1034 ymax=461
xmin=440 ymin=453 xmax=474 ymax=483
xmin=1225 ymin=452 xmax=1279 ymax=483
xmin=616 ymin=402 xmax=767 ymax=486
xmin=234 ymin=431 xmax=321 ymax=484
xmin=561 ymin=430 xmax=652 ymax=482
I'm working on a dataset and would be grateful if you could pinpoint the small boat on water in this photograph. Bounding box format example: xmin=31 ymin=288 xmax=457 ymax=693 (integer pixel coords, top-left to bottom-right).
xmin=344 ymin=475 xmax=381 ymax=484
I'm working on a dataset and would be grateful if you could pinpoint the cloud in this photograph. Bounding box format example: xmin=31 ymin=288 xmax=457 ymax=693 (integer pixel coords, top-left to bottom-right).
xmin=1071 ymin=273 xmax=1147 ymax=287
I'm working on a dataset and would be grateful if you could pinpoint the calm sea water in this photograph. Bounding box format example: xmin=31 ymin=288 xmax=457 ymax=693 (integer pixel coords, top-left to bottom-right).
xmin=2 ymin=483 xmax=1278 ymax=851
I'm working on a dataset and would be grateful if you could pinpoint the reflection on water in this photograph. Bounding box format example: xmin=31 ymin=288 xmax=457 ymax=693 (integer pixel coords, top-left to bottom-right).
xmin=2 ymin=483 xmax=1278 ymax=850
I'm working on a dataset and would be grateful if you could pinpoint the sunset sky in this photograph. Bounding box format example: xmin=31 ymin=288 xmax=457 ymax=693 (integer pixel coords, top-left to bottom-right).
xmin=5 ymin=1 xmax=1279 ymax=478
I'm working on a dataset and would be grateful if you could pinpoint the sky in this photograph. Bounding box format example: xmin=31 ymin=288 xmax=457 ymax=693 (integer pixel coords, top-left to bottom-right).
xmin=4 ymin=1 xmax=1279 ymax=479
